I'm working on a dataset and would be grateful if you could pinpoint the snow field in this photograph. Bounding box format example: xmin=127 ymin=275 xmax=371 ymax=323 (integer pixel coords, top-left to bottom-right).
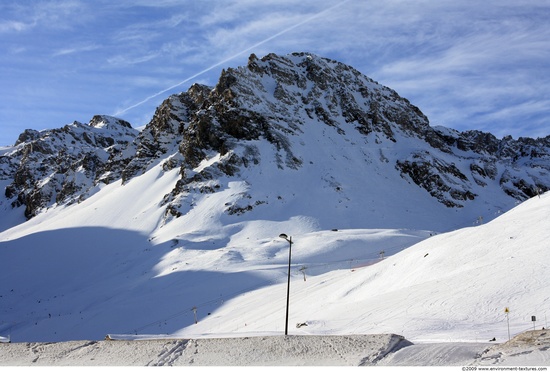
xmin=0 ymin=127 xmax=548 ymax=348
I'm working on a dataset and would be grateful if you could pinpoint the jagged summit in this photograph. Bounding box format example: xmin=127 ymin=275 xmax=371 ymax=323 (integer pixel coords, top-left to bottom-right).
xmin=89 ymin=115 xmax=133 ymax=129
xmin=1 ymin=52 xmax=549 ymax=231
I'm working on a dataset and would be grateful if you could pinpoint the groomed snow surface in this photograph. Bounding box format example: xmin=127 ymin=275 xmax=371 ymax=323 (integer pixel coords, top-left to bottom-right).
xmin=1 ymin=162 xmax=549 ymax=365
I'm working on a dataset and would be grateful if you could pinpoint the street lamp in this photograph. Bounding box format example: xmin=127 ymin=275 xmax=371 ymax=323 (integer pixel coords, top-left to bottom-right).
xmin=279 ymin=233 xmax=292 ymax=336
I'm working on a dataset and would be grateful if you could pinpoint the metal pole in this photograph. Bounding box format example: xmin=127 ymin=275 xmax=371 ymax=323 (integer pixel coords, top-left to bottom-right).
xmin=285 ymin=236 xmax=292 ymax=336
xmin=279 ymin=233 xmax=293 ymax=336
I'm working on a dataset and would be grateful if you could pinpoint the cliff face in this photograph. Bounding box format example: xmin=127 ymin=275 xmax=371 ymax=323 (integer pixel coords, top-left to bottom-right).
xmin=1 ymin=52 xmax=549 ymax=226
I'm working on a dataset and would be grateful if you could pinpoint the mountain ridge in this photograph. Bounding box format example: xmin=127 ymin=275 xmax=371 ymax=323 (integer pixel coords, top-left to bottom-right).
xmin=1 ymin=52 xmax=549 ymax=231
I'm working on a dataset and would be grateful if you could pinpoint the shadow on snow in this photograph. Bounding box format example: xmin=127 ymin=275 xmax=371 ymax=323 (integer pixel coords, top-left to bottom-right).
xmin=0 ymin=226 xmax=268 ymax=342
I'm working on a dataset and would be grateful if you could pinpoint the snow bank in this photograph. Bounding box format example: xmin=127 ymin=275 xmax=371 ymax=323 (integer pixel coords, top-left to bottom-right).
xmin=478 ymin=330 xmax=550 ymax=366
xmin=0 ymin=334 xmax=408 ymax=366
xmin=1 ymin=331 xmax=549 ymax=366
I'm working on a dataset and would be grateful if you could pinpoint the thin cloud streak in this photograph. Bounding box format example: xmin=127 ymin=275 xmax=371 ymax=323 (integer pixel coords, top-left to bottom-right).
xmin=114 ymin=0 xmax=352 ymax=116
xmin=52 ymin=44 xmax=101 ymax=57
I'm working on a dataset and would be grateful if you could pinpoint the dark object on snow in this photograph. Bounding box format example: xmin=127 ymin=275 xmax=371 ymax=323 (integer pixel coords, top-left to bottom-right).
xmin=296 ymin=322 xmax=308 ymax=328
xmin=424 ymin=253 xmax=429 ymax=258
xmin=489 ymin=337 xmax=496 ymax=342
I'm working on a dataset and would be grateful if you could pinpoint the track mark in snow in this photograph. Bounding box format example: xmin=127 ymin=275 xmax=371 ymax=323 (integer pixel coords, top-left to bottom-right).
xmin=148 ymin=340 xmax=188 ymax=366
xmin=61 ymin=341 xmax=99 ymax=358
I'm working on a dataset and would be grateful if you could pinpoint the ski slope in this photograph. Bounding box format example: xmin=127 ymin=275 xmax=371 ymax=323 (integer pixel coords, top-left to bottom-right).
xmin=172 ymin=191 xmax=549 ymax=343
xmin=0 ymin=162 xmax=548 ymax=345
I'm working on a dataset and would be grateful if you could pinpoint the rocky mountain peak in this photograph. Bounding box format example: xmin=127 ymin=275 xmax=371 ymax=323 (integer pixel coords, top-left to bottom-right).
xmin=212 ymin=52 xmax=431 ymax=142
xmin=1 ymin=52 xmax=549 ymax=228
xmin=1 ymin=116 xmax=138 ymax=219
xmin=89 ymin=115 xmax=133 ymax=129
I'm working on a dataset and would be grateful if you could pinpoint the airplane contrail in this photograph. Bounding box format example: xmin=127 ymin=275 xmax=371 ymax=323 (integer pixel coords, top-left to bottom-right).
xmin=114 ymin=0 xmax=351 ymax=116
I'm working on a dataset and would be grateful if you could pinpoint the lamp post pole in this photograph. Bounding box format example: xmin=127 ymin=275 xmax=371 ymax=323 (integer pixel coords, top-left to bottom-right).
xmin=279 ymin=233 xmax=292 ymax=336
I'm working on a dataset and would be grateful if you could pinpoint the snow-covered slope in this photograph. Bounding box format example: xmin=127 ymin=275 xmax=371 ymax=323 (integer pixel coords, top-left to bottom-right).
xmin=0 ymin=171 xmax=432 ymax=342
xmin=0 ymin=167 xmax=548 ymax=343
xmin=172 ymin=191 xmax=550 ymax=343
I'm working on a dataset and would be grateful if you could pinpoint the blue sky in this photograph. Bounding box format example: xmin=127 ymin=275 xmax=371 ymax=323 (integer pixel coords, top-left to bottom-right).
xmin=1 ymin=0 xmax=549 ymax=146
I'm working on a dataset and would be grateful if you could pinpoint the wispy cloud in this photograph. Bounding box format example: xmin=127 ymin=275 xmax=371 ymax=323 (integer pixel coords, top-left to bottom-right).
xmin=0 ymin=0 xmax=549 ymax=146
xmin=0 ymin=0 xmax=91 ymax=33
xmin=107 ymin=52 xmax=161 ymax=67
xmin=52 ymin=44 xmax=101 ymax=57
xmin=338 ymin=0 xmax=550 ymax=138
xmin=0 ymin=19 xmax=32 ymax=33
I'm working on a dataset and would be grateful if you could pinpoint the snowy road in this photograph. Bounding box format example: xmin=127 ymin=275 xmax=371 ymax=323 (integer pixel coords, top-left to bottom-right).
xmin=376 ymin=342 xmax=492 ymax=366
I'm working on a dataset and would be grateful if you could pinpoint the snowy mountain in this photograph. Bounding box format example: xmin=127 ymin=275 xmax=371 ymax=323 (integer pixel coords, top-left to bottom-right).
xmin=0 ymin=52 xmax=549 ymax=344
xmin=0 ymin=115 xmax=138 ymax=222
xmin=1 ymin=52 xmax=549 ymax=231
